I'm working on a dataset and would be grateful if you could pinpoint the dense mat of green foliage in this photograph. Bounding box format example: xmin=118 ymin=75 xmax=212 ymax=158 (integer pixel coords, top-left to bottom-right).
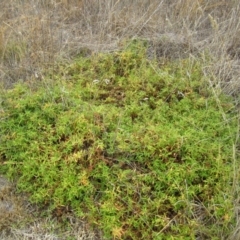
xmin=0 ymin=41 xmax=237 ymax=239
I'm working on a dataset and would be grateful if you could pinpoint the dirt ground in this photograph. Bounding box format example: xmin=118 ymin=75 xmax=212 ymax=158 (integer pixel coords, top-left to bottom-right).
xmin=0 ymin=175 xmax=101 ymax=240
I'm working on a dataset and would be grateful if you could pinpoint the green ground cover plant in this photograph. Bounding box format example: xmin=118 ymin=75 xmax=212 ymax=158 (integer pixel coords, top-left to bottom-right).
xmin=0 ymin=41 xmax=238 ymax=239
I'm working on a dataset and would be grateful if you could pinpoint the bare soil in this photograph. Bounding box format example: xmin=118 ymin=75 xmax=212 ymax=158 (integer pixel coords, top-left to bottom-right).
xmin=0 ymin=175 xmax=101 ymax=240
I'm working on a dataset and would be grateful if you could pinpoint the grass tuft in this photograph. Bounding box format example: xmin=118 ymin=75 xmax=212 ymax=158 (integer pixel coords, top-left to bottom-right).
xmin=0 ymin=41 xmax=238 ymax=239
xmin=1 ymin=0 xmax=240 ymax=239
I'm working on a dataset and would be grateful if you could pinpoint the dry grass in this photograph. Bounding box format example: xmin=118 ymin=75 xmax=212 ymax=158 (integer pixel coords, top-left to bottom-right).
xmin=0 ymin=0 xmax=240 ymax=239
xmin=0 ymin=0 xmax=239 ymax=87
xmin=0 ymin=176 xmax=101 ymax=240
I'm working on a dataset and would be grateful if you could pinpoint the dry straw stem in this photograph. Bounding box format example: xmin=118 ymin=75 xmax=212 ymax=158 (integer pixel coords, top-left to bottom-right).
xmin=0 ymin=176 xmax=101 ymax=240
xmin=0 ymin=0 xmax=240 ymax=91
